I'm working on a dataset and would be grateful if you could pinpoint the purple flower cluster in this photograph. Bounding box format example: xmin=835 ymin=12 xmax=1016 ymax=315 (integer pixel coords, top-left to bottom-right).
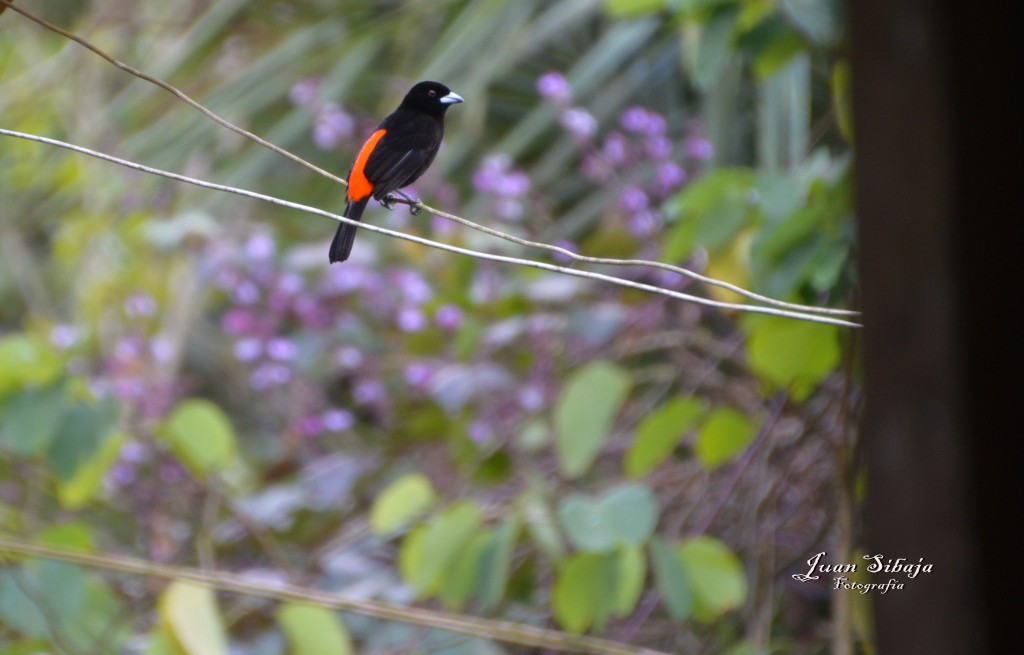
xmin=289 ymin=76 xmax=356 ymax=151
xmin=537 ymin=71 xmax=717 ymax=242
xmin=536 ymin=72 xmax=599 ymax=142
xmin=472 ymin=154 xmax=531 ymax=221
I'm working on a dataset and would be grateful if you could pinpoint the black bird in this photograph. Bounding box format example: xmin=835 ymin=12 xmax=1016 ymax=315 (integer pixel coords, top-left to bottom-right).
xmin=329 ymin=81 xmax=464 ymax=263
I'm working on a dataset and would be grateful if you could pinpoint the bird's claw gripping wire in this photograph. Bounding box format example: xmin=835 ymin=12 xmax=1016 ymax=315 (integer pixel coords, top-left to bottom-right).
xmin=380 ymin=191 xmax=422 ymax=215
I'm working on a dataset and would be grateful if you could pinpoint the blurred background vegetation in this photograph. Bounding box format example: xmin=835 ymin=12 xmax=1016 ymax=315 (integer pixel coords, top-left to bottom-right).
xmin=1 ymin=0 xmax=861 ymax=653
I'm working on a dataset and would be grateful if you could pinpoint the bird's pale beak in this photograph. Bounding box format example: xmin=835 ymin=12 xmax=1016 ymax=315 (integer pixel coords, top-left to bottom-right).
xmin=440 ymin=92 xmax=464 ymax=105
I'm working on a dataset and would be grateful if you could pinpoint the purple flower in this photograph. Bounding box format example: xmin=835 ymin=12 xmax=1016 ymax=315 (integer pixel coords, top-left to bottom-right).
xmin=620 ymin=106 xmax=651 ymax=133
xmin=277 ymin=272 xmax=304 ymax=296
xmin=643 ymin=112 xmax=667 ymax=136
xmin=266 ymin=338 xmax=297 ymax=361
xmin=51 ymin=325 xmax=81 ymax=349
xmin=404 ymin=362 xmax=435 ymax=387
xmin=251 ymin=363 xmax=292 ymax=390
xmin=468 ymin=420 xmax=494 ymax=444
xmin=434 ymin=304 xmax=463 ymax=331
xmin=685 ymin=136 xmax=714 ymax=161
xmin=160 ymin=460 xmax=188 ymax=483
xmin=245 ymin=233 xmax=276 ymax=260
xmin=552 ymin=239 xmax=578 ymax=265
xmin=518 ymin=386 xmax=545 ymax=412
xmin=299 ymin=415 xmax=325 ymax=437
xmin=657 ymin=161 xmax=687 ymax=193
xmin=335 ymin=346 xmax=363 ymax=369
xmin=619 ymin=186 xmax=650 ymax=213
xmin=494 ymin=198 xmax=524 ymax=221
xmin=494 ymin=171 xmax=530 ymax=197
xmin=472 ymin=155 xmax=510 ymax=193
xmin=354 ymin=379 xmax=386 ymax=405
xmin=313 ymin=104 xmax=355 ymax=150
xmin=396 ymin=306 xmax=427 ymax=332
xmin=602 ymin=131 xmax=630 ymax=164
xmin=322 ymin=408 xmax=355 ymax=432
xmin=627 ymin=210 xmax=661 ymax=238
xmin=685 ymin=120 xmax=714 ymax=161
xmin=114 ymin=338 xmax=142 ymax=362
xmin=536 ymin=72 xmax=571 ymax=104
xmin=107 ymin=461 xmax=137 ymax=487
xmin=120 ymin=441 xmax=148 ymax=463
xmin=645 ymin=136 xmax=673 ymax=160
xmin=150 ymin=337 xmax=174 ymax=363
xmin=289 ymin=77 xmax=320 ymax=107
xmin=124 ymin=293 xmax=158 ymax=318
xmin=394 ymin=270 xmax=433 ymax=304
xmin=233 ymin=280 xmax=261 ymax=305
xmin=559 ymin=107 xmax=597 ymax=139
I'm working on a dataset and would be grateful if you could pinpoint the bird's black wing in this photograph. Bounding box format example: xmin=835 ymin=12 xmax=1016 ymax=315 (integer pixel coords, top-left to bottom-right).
xmin=363 ymin=111 xmax=443 ymax=199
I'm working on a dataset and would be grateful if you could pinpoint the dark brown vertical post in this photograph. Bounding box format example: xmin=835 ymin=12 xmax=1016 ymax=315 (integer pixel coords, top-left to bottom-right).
xmin=850 ymin=0 xmax=1020 ymax=652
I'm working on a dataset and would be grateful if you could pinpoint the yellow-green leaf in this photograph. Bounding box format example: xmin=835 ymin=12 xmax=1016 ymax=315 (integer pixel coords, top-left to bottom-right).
xmin=614 ymin=545 xmax=646 ymax=617
xmin=554 ymin=362 xmax=632 ymax=478
xmin=370 ymin=473 xmax=437 ymax=535
xmin=625 ymin=396 xmax=705 ymax=477
xmin=276 ymin=603 xmax=353 ymax=655
xmin=678 ymin=536 xmax=747 ymax=621
xmin=159 ymin=399 xmax=237 ymax=478
xmin=159 ymin=582 xmax=228 ymax=655
xmin=0 ymin=334 xmax=62 ymax=398
xmin=57 ymin=432 xmax=124 ymax=509
xmin=695 ymin=408 xmax=757 ymax=469
xmin=747 ymin=316 xmax=840 ymax=401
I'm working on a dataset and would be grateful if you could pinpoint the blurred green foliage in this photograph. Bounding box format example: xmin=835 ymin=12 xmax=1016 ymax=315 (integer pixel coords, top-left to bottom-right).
xmin=1 ymin=0 xmax=861 ymax=653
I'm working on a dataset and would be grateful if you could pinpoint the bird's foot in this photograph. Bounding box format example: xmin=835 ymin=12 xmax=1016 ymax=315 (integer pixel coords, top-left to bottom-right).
xmin=382 ymin=191 xmax=423 ymax=215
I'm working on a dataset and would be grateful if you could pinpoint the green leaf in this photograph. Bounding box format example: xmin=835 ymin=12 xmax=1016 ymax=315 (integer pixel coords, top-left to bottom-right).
xmin=57 ymin=432 xmax=124 ymax=509
xmin=747 ymin=316 xmax=840 ymax=401
xmin=831 ymin=60 xmax=854 ymax=143
xmin=370 ymin=473 xmax=437 ymax=535
xmin=559 ymin=483 xmax=658 ymax=552
xmin=552 ymin=553 xmax=616 ymax=633
xmin=0 ymin=560 xmax=85 ymax=639
xmin=159 ymin=399 xmax=237 ymax=478
xmin=277 ymin=603 xmax=353 ymax=655
xmin=694 ymin=5 xmax=741 ymax=89
xmin=0 ymin=383 xmax=68 ymax=456
xmin=739 ymin=13 xmax=807 ymax=79
xmin=554 ymin=361 xmax=632 ymax=478
xmin=159 ymin=582 xmax=229 ymax=655
xmin=558 ymin=494 xmax=616 ymax=552
xmin=613 ymin=544 xmax=646 ymax=617
xmin=781 ymin=0 xmax=842 ymax=45
xmin=47 ymin=396 xmax=119 ymax=482
xmin=625 ymin=396 xmax=705 ymax=477
xmin=36 ymin=521 xmax=95 ymax=551
xmin=662 ymin=169 xmax=757 ymax=260
xmin=598 ymin=483 xmax=659 ymax=545
xmin=0 ymin=334 xmax=62 ymax=399
xmin=477 ymin=515 xmax=521 ymax=611
xmin=678 ymin=536 xmax=748 ymax=620
xmin=407 ymin=500 xmax=482 ymax=596
xmin=649 ymin=537 xmax=692 ymax=621
xmin=695 ymin=407 xmax=757 ymax=469
xmin=441 ymin=531 xmax=490 ymax=610
xmin=519 ymin=488 xmax=566 ymax=563
xmin=605 ymin=0 xmax=667 ymax=17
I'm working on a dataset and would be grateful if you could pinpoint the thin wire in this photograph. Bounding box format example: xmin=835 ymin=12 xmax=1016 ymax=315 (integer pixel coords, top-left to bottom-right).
xmin=0 ymin=128 xmax=861 ymax=329
xmin=0 ymin=0 xmax=858 ymax=319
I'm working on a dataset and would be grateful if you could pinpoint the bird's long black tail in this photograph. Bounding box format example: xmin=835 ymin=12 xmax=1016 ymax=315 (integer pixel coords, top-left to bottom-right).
xmin=329 ymin=198 xmax=370 ymax=263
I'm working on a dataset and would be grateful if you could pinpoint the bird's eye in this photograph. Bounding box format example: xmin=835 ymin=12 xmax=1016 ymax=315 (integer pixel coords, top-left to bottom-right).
xmin=428 ymin=89 xmax=437 ymax=97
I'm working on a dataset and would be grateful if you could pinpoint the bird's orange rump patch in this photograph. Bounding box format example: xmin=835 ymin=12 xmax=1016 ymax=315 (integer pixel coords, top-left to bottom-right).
xmin=347 ymin=128 xmax=386 ymax=202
